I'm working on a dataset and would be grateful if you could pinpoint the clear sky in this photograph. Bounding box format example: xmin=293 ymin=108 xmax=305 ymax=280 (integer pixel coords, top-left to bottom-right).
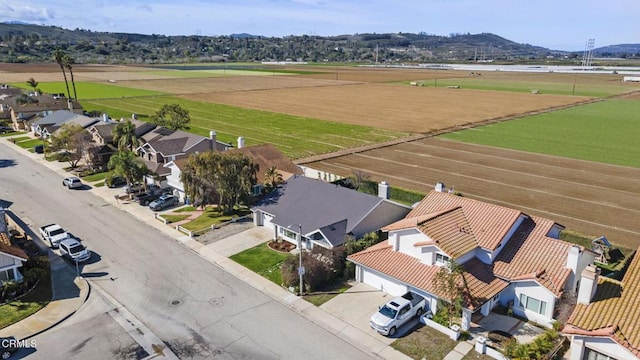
xmin=1 ymin=0 xmax=637 ymax=51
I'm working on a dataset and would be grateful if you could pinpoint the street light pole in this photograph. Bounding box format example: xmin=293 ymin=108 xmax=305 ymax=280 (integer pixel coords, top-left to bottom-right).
xmin=297 ymin=224 xmax=304 ymax=295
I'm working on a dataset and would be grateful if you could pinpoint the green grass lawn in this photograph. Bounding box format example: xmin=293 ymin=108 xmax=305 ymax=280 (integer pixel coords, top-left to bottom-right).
xmin=83 ymin=96 xmax=408 ymax=159
xmin=391 ymin=323 xmax=458 ymax=360
xmin=161 ymin=214 xmax=190 ymax=224
xmin=0 ymin=131 xmax=26 ymax=137
xmin=10 ymin=81 xmax=166 ymax=100
xmin=15 ymin=138 xmax=44 ymax=149
xmin=303 ymin=282 xmax=351 ymax=306
xmin=0 ymin=269 xmax=52 ymax=329
xmin=441 ymin=99 xmax=640 ymax=168
xmin=230 ymin=242 xmax=293 ymax=285
xmin=174 ymin=206 xmax=197 ymax=212
xmin=81 ymin=171 xmax=111 ymax=182
xmin=401 ymin=77 xmax=631 ymax=97
xmin=181 ymin=207 xmax=250 ymax=232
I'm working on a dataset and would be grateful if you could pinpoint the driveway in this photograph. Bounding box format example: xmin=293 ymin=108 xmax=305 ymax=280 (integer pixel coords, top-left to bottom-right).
xmin=476 ymin=312 xmax=545 ymax=344
xmin=320 ymin=282 xmax=422 ymax=342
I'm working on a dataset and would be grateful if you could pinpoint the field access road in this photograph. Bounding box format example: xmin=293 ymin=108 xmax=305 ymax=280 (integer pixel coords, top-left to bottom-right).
xmin=0 ymin=142 xmax=374 ymax=359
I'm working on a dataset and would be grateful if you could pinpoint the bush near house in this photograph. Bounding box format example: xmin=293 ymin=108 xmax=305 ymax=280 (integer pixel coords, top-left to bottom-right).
xmin=281 ymin=246 xmax=346 ymax=293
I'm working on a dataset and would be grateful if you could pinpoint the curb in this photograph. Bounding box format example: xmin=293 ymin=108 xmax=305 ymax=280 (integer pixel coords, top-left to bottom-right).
xmin=21 ymin=277 xmax=91 ymax=341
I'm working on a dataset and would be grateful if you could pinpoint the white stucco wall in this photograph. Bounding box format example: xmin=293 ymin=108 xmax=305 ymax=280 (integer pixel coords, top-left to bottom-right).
xmin=357 ymin=265 xmax=407 ymax=296
xmin=511 ymin=281 xmax=556 ymax=328
xmin=390 ymin=229 xmax=430 ymax=258
xmin=569 ymin=336 xmax=638 ymax=360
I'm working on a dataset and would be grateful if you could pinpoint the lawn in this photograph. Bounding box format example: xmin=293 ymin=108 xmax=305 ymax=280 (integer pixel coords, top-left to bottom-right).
xmin=303 ymin=282 xmax=351 ymax=306
xmin=0 ymin=268 xmax=52 ymax=329
xmin=461 ymin=351 xmax=494 ymax=360
xmin=161 ymin=214 xmax=190 ymax=224
xmin=81 ymin=171 xmax=111 ymax=182
xmin=0 ymin=131 xmax=25 ymax=137
xmin=181 ymin=207 xmax=251 ymax=232
xmin=391 ymin=323 xmax=457 ymax=360
xmin=10 ymin=81 xmax=166 ymax=99
xmin=14 ymin=138 xmax=44 ymax=149
xmin=441 ymin=99 xmax=640 ymax=168
xmin=230 ymin=242 xmax=293 ymax=285
xmin=83 ymin=95 xmax=408 ymax=159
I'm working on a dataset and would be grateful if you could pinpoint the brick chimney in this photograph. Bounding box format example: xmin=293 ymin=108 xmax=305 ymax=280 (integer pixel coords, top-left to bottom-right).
xmin=577 ymin=264 xmax=600 ymax=305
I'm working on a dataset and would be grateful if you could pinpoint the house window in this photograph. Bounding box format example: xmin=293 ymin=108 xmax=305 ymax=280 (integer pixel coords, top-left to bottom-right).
xmin=519 ymin=293 xmax=547 ymax=315
xmin=282 ymin=228 xmax=297 ymax=240
xmin=435 ymin=253 xmax=450 ymax=265
xmin=0 ymin=268 xmax=16 ymax=282
xmin=583 ymin=348 xmax=616 ymax=360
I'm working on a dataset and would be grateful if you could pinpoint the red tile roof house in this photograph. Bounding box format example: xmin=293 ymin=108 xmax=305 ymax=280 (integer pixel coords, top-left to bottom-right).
xmin=0 ymin=209 xmax=28 ymax=285
xmin=251 ymin=176 xmax=412 ymax=250
xmin=348 ymin=190 xmax=596 ymax=331
xmin=136 ymin=129 xmax=231 ymax=189
xmin=563 ymin=251 xmax=640 ymax=360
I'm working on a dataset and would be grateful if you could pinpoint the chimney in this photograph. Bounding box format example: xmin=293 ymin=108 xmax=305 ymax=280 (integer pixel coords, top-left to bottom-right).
xmin=102 ymin=113 xmax=109 ymax=122
xmin=435 ymin=182 xmax=446 ymax=192
xmin=67 ymin=99 xmax=74 ymax=112
xmin=237 ymin=136 xmax=245 ymax=149
xmin=378 ymin=181 xmax=390 ymax=199
xmin=209 ymin=130 xmax=217 ymax=150
xmin=566 ymin=245 xmax=581 ymax=292
xmin=577 ymin=264 xmax=600 ymax=305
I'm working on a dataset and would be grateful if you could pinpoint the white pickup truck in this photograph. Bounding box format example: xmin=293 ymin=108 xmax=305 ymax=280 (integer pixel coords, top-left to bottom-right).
xmin=370 ymin=291 xmax=426 ymax=336
xmin=40 ymin=224 xmax=70 ymax=248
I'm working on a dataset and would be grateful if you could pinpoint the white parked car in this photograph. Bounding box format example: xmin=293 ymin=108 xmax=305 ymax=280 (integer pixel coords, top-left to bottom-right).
xmin=62 ymin=177 xmax=83 ymax=189
xmin=58 ymin=238 xmax=91 ymax=263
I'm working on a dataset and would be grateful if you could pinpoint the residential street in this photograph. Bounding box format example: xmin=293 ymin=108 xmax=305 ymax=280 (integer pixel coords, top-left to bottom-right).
xmin=0 ymin=142 xmax=375 ymax=359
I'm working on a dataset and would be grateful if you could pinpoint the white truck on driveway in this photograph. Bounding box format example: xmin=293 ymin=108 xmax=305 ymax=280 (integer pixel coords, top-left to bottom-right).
xmin=370 ymin=291 xmax=426 ymax=336
xmin=40 ymin=223 xmax=70 ymax=248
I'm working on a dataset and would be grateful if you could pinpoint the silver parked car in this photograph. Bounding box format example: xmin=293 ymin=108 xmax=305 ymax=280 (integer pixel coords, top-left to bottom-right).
xmin=59 ymin=237 xmax=91 ymax=262
xmin=62 ymin=176 xmax=83 ymax=189
xmin=148 ymin=194 xmax=179 ymax=211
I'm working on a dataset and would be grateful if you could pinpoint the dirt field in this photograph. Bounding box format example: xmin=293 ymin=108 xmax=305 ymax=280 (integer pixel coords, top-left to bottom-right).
xmin=302 ymin=137 xmax=640 ymax=249
xmin=185 ymin=83 xmax=591 ymax=133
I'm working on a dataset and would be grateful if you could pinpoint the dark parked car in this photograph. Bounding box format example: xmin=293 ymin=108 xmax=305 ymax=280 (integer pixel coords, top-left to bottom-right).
xmin=148 ymin=194 xmax=179 ymax=211
xmin=134 ymin=189 xmax=167 ymax=206
xmin=1 ymin=336 xmax=18 ymax=359
xmin=123 ymin=183 xmax=145 ymax=194
xmin=105 ymin=175 xmax=127 ymax=188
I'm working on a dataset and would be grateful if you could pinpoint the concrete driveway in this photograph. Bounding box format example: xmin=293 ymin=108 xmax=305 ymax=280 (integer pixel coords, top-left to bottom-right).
xmin=476 ymin=313 xmax=545 ymax=344
xmin=320 ymin=283 xmax=422 ymax=342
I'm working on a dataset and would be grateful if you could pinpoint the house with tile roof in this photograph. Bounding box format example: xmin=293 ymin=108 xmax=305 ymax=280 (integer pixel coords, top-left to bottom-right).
xmin=252 ymin=176 xmax=412 ymax=249
xmin=563 ymin=251 xmax=640 ymax=360
xmin=136 ymin=129 xmax=231 ymax=182
xmin=0 ymin=209 xmax=28 ymax=285
xmin=164 ymin=142 xmax=303 ymax=202
xmin=348 ymin=190 xmax=596 ymax=330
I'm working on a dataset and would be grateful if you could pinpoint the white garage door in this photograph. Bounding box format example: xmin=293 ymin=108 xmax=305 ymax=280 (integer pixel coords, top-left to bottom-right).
xmin=262 ymin=213 xmax=275 ymax=231
xmin=361 ymin=267 xmax=407 ymax=297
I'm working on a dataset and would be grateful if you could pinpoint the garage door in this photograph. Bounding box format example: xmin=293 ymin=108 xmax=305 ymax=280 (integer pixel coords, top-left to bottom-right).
xmin=361 ymin=267 xmax=407 ymax=296
xmin=262 ymin=213 xmax=275 ymax=231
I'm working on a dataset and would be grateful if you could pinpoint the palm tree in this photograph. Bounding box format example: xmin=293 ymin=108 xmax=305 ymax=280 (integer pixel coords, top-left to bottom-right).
xmin=62 ymin=54 xmax=78 ymax=100
xmin=264 ymin=165 xmax=283 ymax=192
xmin=26 ymin=77 xmax=38 ymax=93
xmin=108 ymin=150 xmax=148 ymax=197
xmin=112 ymin=120 xmax=139 ymax=151
xmin=52 ymin=48 xmax=71 ymax=99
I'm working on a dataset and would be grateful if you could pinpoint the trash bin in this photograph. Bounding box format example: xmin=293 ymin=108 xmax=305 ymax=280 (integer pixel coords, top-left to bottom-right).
xmin=33 ymin=144 xmax=44 ymax=154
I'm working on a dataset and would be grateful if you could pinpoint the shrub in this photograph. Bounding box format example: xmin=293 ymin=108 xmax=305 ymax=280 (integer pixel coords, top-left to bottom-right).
xmin=281 ymin=253 xmax=331 ymax=293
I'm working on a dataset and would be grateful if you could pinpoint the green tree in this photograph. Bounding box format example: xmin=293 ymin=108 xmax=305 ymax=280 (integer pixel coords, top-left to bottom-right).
xmin=52 ymin=48 xmax=71 ymax=99
xmin=433 ymin=260 xmax=467 ymax=327
xmin=180 ymin=151 xmax=218 ymax=209
xmin=49 ymin=123 xmax=90 ymax=168
xmin=151 ymin=104 xmax=191 ymax=130
xmin=112 ymin=119 xmax=139 ymax=151
xmin=108 ymin=150 xmax=149 ymax=194
xmin=62 ymin=54 xmax=78 ymax=100
xmin=263 ymin=165 xmax=283 ymax=193
xmin=26 ymin=77 xmax=38 ymax=93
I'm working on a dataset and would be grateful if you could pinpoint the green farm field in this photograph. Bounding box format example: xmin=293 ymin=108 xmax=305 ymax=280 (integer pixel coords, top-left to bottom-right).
xmin=10 ymin=81 xmax=166 ymax=99
xmin=403 ymin=76 xmax=635 ymax=97
xmin=440 ymin=99 xmax=640 ymax=168
xmin=83 ymin=96 xmax=408 ymax=159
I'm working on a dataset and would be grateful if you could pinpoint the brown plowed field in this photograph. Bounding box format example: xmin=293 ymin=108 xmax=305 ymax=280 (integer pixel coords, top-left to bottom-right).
xmin=303 ymin=138 xmax=640 ymax=249
xmin=186 ymin=83 xmax=590 ymax=133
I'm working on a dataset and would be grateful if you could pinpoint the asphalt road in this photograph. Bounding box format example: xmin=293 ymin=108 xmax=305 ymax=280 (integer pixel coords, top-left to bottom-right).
xmin=0 ymin=142 xmax=374 ymax=360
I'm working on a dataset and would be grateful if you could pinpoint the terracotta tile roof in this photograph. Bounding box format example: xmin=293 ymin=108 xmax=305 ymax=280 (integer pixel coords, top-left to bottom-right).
xmin=408 ymin=191 xmax=521 ymax=250
xmin=565 ymin=249 xmax=640 ymax=356
xmin=228 ymin=144 xmax=303 ymax=183
xmin=0 ymin=233 xmax=28 ymax=260
xmin=415 ymin=207 xmax=477 ymax=260
xmin=493 ymin=216 xmax=571 ymax=296
xmin=348 ymin=243 xmax=508 ymax=310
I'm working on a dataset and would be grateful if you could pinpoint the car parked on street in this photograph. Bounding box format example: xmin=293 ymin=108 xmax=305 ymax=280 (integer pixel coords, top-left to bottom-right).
xmin=62 ymin=177 xmax=83 ymax=189
xmin=105 ymin=175 xmax=127 ymax=188
xmin=135 ymin=188 xmax=171 ymax=206
xmin=58 ymin=237 xmax=91 ymax=263
xmin=149 ymin=194 xmax=179 ymax=211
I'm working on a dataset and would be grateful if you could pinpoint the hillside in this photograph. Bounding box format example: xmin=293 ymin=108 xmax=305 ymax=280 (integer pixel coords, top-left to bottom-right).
xmin=0 ymin=23 xmax=636 ymax=65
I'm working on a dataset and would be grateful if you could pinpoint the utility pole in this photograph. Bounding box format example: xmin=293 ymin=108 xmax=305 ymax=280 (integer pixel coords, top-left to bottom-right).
xmin=297 ymin=224 xmax=305 ymax=295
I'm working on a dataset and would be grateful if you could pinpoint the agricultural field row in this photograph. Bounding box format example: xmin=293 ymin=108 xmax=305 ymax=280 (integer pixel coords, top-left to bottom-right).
xmin=9 ymin=81 xmax=165 ymax=99
xmin=83 ymin=95 xmax=408 ymax=159
xmin=440 ymin=99 xmax=640 ymax=168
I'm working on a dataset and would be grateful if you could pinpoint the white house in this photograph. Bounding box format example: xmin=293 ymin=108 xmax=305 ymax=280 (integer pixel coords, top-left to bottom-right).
xmin=564 ymin=252 xmax=640 ymax=360
xmin=252 ymin=176 xmax=412 ymax=249
xmin=348 ymin=190 xmax=596 ymax=330
xmin=0 ymin=210 xmax=27 ymax=284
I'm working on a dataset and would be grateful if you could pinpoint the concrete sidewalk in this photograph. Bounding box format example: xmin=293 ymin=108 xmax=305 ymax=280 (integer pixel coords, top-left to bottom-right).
xmin=1 ymin=134 xmax=412 ymax=360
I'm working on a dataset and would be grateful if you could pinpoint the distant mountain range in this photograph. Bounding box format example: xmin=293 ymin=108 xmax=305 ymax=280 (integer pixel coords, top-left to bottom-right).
xmin=0 ymin=22 xmax=637 ymax=64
